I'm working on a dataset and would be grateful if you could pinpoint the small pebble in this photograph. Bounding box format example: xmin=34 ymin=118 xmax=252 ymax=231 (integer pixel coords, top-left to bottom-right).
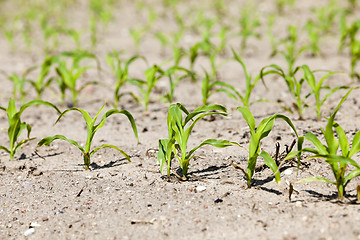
xmin=284 ymin=169 xmax=293 ymax=175
xmin=24 ymin=228 xmax=35 ymax=237
xmin=30 ymin=222 xmax=41 ymax=227
xmin=196 ymin=186 xmax=206 ymax=192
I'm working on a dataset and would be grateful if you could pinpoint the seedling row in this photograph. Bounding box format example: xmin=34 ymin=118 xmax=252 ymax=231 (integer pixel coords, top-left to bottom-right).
xmin=1 ymin=0 xmax=360 ymax=205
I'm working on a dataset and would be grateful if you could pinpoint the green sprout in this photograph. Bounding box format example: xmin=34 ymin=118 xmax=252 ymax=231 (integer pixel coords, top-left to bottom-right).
xmin=236 ymin=107 xmax=298 ymax=187
xmin=261 ymin=64 xmax=347 ymax=120
xmin=305 ymin=21 xmax=321 ymax=57
xmin=237 ymin=3 xmax=261 ymax=51
xmin=37 ymin=104 xmax=139 ymax=170
xmin=106 ymin=51 xmax=147 ymax=108
xmin=275 ymin=25 xmax=309 ymax=75
xmin=55 ymin=50 xmax=100 ymax=106
xmin=301 ymin=65 xmax=348 ymax=120
xmin=162 ymin=66 xmax=195 ymax=103
xmin=0 ymin=98 xmax=61 ymax=160
xmin=275 ymin=0 xmax=295 ymax=14
xmin=339 ymin=16 xmax=360 ymax=79
xmin=201 ymin=70 xmax=240 ymax=105
xmin=232 ymin=48 xmax=272 ymax=107
xmin=128 ymin=64 xmax=165 ymax=110
xmin=158 ymin=103 xmax=238 ymax=180
xmin=286 ymin=88 xmax=360 ymax=200
xmin=27 ymin=55 xmax=59 ymax=100
xmin=0 ymin=70 xmax=30 ymax=103
xmin=155 ymin=30 xmax=185 ymax=66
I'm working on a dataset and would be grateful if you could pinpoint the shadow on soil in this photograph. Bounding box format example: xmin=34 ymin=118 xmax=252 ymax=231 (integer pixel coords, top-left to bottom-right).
xmin=189 ymin=164 xmax=231 ymax=179
xmin=90 ymin=157 xmax=129 ymax=170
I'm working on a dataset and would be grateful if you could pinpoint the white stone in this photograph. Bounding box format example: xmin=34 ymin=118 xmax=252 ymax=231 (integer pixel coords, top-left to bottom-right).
xmin=196 ymin=186 xmax=206 ymax=192
xmin=24 ymin=228 xmax=35 ymax=236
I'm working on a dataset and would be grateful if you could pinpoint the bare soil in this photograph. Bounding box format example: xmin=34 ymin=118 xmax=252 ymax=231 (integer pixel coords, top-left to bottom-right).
xmin=0 ymin=1 xmax=360 ymax=239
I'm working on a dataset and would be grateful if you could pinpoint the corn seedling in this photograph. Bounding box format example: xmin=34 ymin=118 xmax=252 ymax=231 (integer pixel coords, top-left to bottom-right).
xmin=89 ymin=0 xmax=115 ymax=48
xmin=339 ymin=16 xmax=360 ymax=79
xmin=129 ymin=9 xmax=156 ymax=53
xmin=201 ymin=71 xmax=240 ymax=105
xmin=261 ymin=64 xmax=307 ymax=119
xmin=275 ymin=0 xmax=295 ymax=14
xmin=237 ymin=107 xmax=298 ymax=187
xmin=155 ymin=30 xmax=185 ymax=66
xmin=301 ymin=65 xmax=348 ymax=120
xmin=0 ymin=70 xmax=28 ymax=103
xmin=267 ymin=14 xmax=278 ymax=57
xmin=3 ymin=26 xmax=15 ymax=52
xmin=237 ymin=3 xmax=261 ymax=51
xmin=27 ymin=56 xmax=59 ymax=100
xmin=37 ymin=104 xmax=138 ymax=170
xmin=232 ymin=48 xmax=272 ymax=107
xmin=305 ymin=21 xmax=321 ymax=57
xmin=275 ymin=25 xmax=309 ymax=75
xmin=311 ymin=1 xmax=340 ymax=35
xmin=55 ymin=50 xmax=100 ymax=106
xmin=162 ymin=66 xmax=195 ymax=103
xmin=106 ymin=51 xmax=147 ymax=108
xmin=0 ymin=98 xmax=60 ymax=160
xmin=286 ymin=88 xmax=360 ymax=200
xmin=129 ymin=27 xmax=148 ymax=52
xmin=127 ymin=65 xmax=165 ymax=110
xmin=158 ymin=103 xmax=238 ymax=180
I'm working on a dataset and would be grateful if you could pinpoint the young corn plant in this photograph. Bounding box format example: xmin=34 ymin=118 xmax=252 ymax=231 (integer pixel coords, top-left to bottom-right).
xmin=155 ymin=29 xmax=184 ymax=66
xmin=201 ymin=71 xmax=240 ymax=105
xmin=28 ymin=55 xmax=59 ymax=100
xmin=275 ymin=0 xmax=295 ymax=14
xmin=158 ymin=103 xmax=238 ymax=180
xmin=0 ymin=70 xmax=29 ymax=103
xmin=236 ymin=107 xmax=298 ymax=187
xmin=106 ymin=51 xmax=147 ymax=108
xmin=301 ymin=65 xmax=348 ymax=120
xmin=286 ymin=88 xmax=360 ymax=200
xmin=37 ymin=104 xmax=139 ymax=170
xmin=232 ymin=48 xmax=272 ymax=107
xmin=55 ymin=50 xmax=100 ymax=106
xmin=339 ymin=16 xmax=360 ymax=79
xmin=261 ymin=64 xmax=347 ymax=120
xmin=0 ymin=98 xmax=61 ymax=160
xmin=305 ymin=21 xmax=321 ymax=57
xmin=162 ymin=65 xmax=195 ymax=103
xmin=261 ymin=64 xmax=307 ymax=119
xmin=128 ymin=65 xmax=165 ymax=110
xmin=237 ymin=2 xmax=261 ymax=51
xmin=275 ymin=25 xmax=309 ymax=75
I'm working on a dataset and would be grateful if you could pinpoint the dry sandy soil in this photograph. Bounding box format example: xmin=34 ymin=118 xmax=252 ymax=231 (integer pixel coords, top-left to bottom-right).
xmin=0 ymin=0 xmax=360 ymax=239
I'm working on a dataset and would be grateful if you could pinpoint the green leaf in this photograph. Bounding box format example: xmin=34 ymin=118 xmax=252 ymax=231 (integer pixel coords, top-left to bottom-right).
xmin=184 ymin=104 xmax=227 ymax=125
xmin=305 ymin=132 xmax=328 ymax=154
xmin=0 ymin=146 xmax=10 ymax=154
xmin=260 ymin=151 xmax=281 ymax=183
xmin=37 ymin=135 xmax=85 ymax=153
xmin=295 ymin=176 xmax=335 ymax=185
xmin=334 ymin=122 xmax=349 ymax=157
xmin=14 ymin=137 xmax=36 ymax=154
xmin=237 ymin=107 xmax=255 ymax=134
xmin=344 ymin=169 xmax=360 ymax=184
xmin=18 ymin=100 xmax=61 ymax=116
xmin=90 ymin=144 xmax=131 ymax=162
xmin=187 ymin=139 xmax=239 ymax=158
xmin=349 ymin=131 xmax=360 ymax=157
xmin=98 ymin=109 xmax=139 ymax=143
